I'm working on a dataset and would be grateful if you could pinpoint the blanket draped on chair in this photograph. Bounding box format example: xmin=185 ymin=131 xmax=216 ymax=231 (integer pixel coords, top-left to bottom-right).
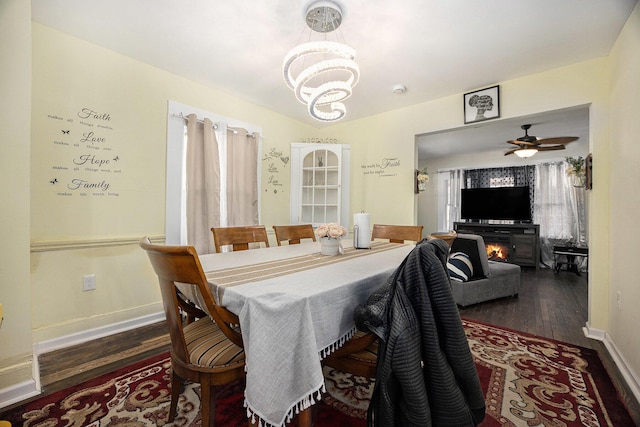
xmin=355 ymin=239 xmax=486 ymax=426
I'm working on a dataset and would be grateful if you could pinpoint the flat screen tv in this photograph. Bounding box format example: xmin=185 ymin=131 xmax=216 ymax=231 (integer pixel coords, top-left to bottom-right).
xmin=461 ymin=186 xmax=532 ymax=222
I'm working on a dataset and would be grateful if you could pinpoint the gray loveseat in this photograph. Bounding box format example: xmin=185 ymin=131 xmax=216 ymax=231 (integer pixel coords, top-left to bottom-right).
xmin=449 ymin=233 xmax=521 ymax=307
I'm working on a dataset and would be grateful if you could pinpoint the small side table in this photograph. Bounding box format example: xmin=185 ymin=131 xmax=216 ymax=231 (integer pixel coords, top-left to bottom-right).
xmin=553 ymin=246 xmax=588 ymax=275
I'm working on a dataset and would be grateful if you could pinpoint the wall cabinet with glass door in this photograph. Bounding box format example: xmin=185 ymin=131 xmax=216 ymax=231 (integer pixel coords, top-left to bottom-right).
xmin=290 ymin=143 xmax=350 ymax=228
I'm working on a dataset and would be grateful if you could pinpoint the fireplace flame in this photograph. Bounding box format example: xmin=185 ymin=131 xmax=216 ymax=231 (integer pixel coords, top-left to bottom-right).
xmin=486 ymin=244 xmax=507 ymax=260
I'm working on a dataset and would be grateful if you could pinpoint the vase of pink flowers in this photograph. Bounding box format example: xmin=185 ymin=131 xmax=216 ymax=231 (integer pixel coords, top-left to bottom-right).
xmin=315 ymin=223 xmax=347 ymax=256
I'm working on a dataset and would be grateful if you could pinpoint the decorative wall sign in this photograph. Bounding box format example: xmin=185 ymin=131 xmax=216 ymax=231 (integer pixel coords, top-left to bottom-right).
xmin=361 ymin=157 xmax=401 ymax=178
xmin=45 ymin=107 xmax=121 ymax=198
xmin=299 ymin=137 xmax=339 ymax=144
xmin=464 ymin=85 xmax=500 ymax=124
xmin=262 ymin=147 xmax=288 ymax=194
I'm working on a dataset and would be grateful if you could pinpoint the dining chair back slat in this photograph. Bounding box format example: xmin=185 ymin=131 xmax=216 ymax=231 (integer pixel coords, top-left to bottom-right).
xmin=429 ymin=230 xmax=457 ymax=247
xmin=211 ymin=225 xmax=270 ymax=253
xmin=371 ymin=224 xmax=424 ymax=243
xmin=273 ymin=224 xmax=317 ymax=246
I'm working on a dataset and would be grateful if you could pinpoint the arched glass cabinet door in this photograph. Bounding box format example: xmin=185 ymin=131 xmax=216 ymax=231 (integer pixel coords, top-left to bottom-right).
xmin=290 ymin=143 xmax=350 ymax=228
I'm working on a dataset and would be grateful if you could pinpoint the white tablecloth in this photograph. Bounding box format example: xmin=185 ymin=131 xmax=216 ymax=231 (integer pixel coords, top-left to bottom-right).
xmin=198 ymin=241 xmax=413 ymax=427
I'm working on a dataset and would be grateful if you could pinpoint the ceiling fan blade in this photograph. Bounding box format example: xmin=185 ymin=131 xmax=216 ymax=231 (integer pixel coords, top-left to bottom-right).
xmin=507 ymin=139 xmax=536 ymax=146
xmin=537 ymin=145 xmax=566 ymax=151
xmin=505 ymin=124 xmax=576 ymax=156
xmin=537 ymin=136 xmax=578 ymax=145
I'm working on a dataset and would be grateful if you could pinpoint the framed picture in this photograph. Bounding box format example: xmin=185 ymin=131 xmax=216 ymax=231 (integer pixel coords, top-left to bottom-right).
xmin=464 ymin=85 xmax=500 ymax=124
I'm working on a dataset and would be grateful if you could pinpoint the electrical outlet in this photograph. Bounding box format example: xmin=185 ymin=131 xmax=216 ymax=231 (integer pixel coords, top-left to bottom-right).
xmin=616 ymin=290 xmax=621 ymax=310
xmin=83 ymin=274 xmax=96 ymax=291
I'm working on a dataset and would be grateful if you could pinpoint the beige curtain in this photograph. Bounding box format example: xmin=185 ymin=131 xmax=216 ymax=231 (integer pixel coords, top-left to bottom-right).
xmin=226 ymin=128 xmax=259 ymax=226
xmin=186 ymin=114 xmax=220 ymax=255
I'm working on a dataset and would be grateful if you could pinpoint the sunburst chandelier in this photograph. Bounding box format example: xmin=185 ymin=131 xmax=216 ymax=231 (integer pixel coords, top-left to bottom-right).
xmin=283 ymin=0 xmax=359 ymax=122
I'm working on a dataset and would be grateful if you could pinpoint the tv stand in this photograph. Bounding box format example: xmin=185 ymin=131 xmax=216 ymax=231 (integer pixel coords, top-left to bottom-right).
xmin=454 ymin=222 xmax=540 ymax=269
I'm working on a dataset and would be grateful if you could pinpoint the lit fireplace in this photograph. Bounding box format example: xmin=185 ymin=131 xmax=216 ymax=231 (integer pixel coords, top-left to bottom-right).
xmin=485 ymin=242 xmax=510 ymax=262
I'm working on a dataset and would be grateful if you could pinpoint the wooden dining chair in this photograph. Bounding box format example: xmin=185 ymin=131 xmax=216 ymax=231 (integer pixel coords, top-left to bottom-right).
xmin=322 ymin=331 xmax=378 ymax=378
xmin=371 ymin=224 xmax=424 ymax=243
xmin=176 ymin=290 xmax=208 ymax=325
xmin=139 ymin=237 xmax=246 ymax=427
xmin=324 ymin=229 xmax=422 ymax=381
xmin=272 ymin=224 xmax=316 ymax=246
xmin=429 ymin=230 xmax=457 ymax=247
xmin=211 ymin=225 xmax=270 ymax=253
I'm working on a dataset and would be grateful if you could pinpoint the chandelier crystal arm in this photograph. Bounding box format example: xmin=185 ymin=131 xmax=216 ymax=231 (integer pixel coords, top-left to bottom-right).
xmin=282 ymin=0 xmax=358 ymax=122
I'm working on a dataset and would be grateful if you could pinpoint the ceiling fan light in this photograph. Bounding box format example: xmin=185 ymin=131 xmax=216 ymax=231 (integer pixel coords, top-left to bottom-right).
xmin=515 ymin=148 xmax=538 ymax=158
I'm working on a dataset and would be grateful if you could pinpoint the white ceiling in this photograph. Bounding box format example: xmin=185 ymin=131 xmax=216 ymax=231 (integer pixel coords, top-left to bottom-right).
xmin=31 ymin=0 xmax=637 ymax=131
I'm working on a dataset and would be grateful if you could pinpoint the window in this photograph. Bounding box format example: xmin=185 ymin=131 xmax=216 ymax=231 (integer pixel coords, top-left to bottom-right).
xmin=165 ymin=101 xmax=262 ymax=251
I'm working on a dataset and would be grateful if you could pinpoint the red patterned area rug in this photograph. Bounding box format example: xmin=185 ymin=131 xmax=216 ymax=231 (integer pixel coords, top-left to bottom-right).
xmin=464 ymin=319 xmax=635 ymax=427
xmin=0 ymin=319 xmax=634 ymax=426
xmin=0 ymin=352 xmax=366 ymax=427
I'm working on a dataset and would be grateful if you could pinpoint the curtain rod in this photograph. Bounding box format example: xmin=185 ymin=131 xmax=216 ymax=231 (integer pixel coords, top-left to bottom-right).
xmin=170 ymin=113 xmax=257 ymax=138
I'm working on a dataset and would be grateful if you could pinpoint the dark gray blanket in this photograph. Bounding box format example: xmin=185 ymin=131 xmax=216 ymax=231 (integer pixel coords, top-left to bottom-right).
xmin=354 ymin=239 xmax=486 ymax=427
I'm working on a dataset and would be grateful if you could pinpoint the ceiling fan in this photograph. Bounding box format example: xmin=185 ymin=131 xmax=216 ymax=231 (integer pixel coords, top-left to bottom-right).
xmin=505 ymin=124 xmax=578 ymax=158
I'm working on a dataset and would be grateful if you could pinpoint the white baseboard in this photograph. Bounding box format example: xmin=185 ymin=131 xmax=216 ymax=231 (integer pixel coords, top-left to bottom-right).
xmin=0 ymin=379 xmax=40 ymax=410
xmin=602 ymin=332 xmax=640 ymax=404
xmin=582 ymin=323 xmax=606 ymax=341
xmin=583 ymin=323 xmax=640 ymax=405
xmin=0 ymin=311 xmax=165 ymax=410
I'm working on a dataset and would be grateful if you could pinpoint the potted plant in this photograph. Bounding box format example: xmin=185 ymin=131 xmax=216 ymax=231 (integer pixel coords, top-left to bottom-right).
xmin=314 ymin=223 xmax=347 ymax=256
xmin=416 ymin=167 xmax=430 ymax=192
xmin=565 ymin=156 xmax=586 ymax=188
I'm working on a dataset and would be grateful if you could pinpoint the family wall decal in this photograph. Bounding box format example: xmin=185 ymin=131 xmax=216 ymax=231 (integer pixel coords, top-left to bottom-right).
xmin=46 ymin=106 xmax=120 ymax=198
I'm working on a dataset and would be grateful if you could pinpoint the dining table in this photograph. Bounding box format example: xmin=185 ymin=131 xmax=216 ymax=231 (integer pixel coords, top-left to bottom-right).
xmin=195 ymin=239 xmax=414 ymax=427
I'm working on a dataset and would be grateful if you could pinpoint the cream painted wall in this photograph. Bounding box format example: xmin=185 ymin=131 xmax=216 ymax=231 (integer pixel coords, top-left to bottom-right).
xmin=608 ymin=2 xmax=640 ymax=385
xmin=28 ymin=23 xmax=316 ymax=346
xmin=0 ymin=0 xmax=34 ymax=388
xmin=322 ymin=98 xmax=463 ymax=228
xmin=2 ymin=5 xmax=638 ymax=404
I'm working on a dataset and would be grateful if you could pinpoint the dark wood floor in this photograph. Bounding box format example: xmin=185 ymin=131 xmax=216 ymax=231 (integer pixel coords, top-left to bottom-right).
xmin=10 ymin=267 xmax=640 ymax=424
xmin=38 ymin=322 xmax=170 ymax=396
xmin=461 ymin=267 xmax=591 ymax=348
